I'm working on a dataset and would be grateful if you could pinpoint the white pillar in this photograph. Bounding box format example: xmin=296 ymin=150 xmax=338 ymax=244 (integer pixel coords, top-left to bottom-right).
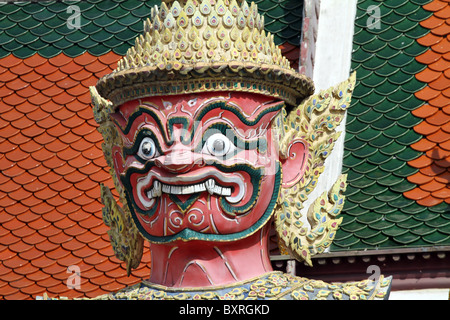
xmin=300 ymin=0 xmax=358 ymax=242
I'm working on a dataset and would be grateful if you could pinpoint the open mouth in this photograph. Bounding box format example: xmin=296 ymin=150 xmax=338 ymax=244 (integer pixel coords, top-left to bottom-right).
xmin=136 ymin=170 xmax=246 ymax=210
xmin=147 ymin=179 xmax=232 ymax=198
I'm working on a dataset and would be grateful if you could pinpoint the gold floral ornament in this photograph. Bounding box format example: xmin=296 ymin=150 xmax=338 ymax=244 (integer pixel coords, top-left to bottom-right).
xmin=273 ymin=73 xmax=356 ymax=266
xmin=100 ymin=184 xmax=144 ymax=276
xmin=94 ymin=0 xmax=314 ymax=109
xmin=85 ymin=271 xmax=390 ymax=300
xmin=90 ymin=86 xmax=144 ymax=275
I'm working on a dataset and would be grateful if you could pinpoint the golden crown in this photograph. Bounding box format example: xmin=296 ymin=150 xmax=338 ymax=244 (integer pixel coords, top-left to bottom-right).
xmin=95 ymin=0 xmax=314 ymax=108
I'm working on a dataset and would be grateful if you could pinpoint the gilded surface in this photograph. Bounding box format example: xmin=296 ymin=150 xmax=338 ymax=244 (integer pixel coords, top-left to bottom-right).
xmin=90 ymin=271 xmax=391 ymax=300
xmin=273 ymin=73 xmax=356 ymax=266
xmin=94 ymin=0 xmax=314 ymax=107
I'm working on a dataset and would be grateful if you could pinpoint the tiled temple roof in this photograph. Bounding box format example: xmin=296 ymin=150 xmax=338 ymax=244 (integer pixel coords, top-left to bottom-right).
xmin=332 ymin=0 xmax=450 ymax=251
xmin=0 ymin=50 xmax=152 ymax=300
xmin=404 ymin=0 xmax=450 ymax=207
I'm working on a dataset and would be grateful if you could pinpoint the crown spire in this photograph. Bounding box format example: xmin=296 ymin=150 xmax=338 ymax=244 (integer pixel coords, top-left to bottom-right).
xmin=94 ymin=0 xmax=314 ymax=108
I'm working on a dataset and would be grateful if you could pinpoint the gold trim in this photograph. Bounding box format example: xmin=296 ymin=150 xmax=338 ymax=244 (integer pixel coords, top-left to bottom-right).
xmin=94 ymin=0 xmax=315 ymax=108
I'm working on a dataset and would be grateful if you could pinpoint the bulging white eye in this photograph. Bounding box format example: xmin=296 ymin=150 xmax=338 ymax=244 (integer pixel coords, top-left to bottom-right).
xmin=138 ymin=137 xmax=158 ymax=160
xmin=203 ymin=133 xmax=235 ymax=157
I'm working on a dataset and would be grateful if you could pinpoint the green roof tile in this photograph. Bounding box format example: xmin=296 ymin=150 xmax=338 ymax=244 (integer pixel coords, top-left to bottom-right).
xmin=366 ymin=168 xmax=392 ymax=180
xmin=352 ymin=144 xmax=379 ymax=158
xmin=355 ymin=227 xmax=382 ymax=240
xmin=345 ymin=192 xmax=373 ymax=205
xmin=375 ymin=192 xmax=404 ymax=203
xmin=393 ymin=232 xmax=421 ymax=245
xmin=382 ymin=225 xmax=410 ymax=237
xmin=359 ymin=197 xmax=388 ymax=210
xmin=332 ymin=234 xmax=361 ymax=249
xmin=411 ymin=224 xmax=436 ymax=237
xmin=399 ymin=202 xmax=427 ymax=214
xmin=423 ymin=232 xmax=450 ymax=244
xmin=347 ymin=206 xmax=371 ymax=216
xmin=361 ymin=233 xmax=390 ymax=246
xmin=357 ymin=214 xmax=384 ymax=225
xmin=353 ymin=162 xmax=379 ymax=175
xmin=438 ymin=225 xmax=450 ymax=236
xmin=390 ymin=182 xmax=415 ymax=193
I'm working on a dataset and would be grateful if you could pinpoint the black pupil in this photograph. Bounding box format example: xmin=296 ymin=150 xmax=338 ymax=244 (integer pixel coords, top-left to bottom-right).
xmin=213 ymin=139 xmax=225 ymax=152
xmin=142 ymin=141 xmax=153 ymax=155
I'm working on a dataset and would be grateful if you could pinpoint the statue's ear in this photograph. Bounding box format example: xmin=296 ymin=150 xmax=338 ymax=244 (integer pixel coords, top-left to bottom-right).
xmin=280 ymin=139 xmax=308 ymax=188
xmin=112 ymin=145 xmax=126 ymax=183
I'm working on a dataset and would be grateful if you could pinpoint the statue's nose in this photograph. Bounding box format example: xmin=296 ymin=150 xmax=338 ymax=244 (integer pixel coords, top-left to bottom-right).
xmin=154 ymin=145 xmax=195 ymax=173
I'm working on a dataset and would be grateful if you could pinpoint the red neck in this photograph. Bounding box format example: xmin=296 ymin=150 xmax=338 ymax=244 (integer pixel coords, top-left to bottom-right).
xmin=147 ymin=225 xmax=273 ymax=288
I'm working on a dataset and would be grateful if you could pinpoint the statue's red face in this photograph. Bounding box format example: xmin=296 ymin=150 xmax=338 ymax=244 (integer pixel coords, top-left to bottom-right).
xmin=111 ymin=92 xmax=305 ymax=243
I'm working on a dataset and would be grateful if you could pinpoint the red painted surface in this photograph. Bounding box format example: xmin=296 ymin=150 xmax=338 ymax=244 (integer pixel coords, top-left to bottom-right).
xmin=112 ymin=92 xmax=307 ymax=287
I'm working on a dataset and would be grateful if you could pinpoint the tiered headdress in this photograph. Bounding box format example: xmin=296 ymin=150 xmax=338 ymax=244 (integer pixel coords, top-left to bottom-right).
xmin=92 ymin=0 xmax=314 ymax=109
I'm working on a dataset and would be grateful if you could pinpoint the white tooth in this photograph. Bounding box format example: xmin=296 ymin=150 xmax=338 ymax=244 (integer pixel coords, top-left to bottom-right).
xmin=213 ymin=185 xmax=222 ymax=195
xmin=171 ymin=185 xmax=182 ymax=194
xmin=182 ymin=185 xmax=195 ymax=194
xmin=194 ymin=183 xmax=205 ymax=193
xmin=205 ymin=179 xmax=215 ymax=195
xmin=221 ymin=187 xmax=231 ymax=196
xmin=147 ymin=190 xmax=153 ymax=199
xmin=153 ymin=180 xmax=162 ymax=197
xmin=162 ymin=184 xmax=171 ymax=193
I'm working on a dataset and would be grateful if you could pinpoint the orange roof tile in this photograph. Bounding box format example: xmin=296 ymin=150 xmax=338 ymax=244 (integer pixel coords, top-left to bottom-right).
xmin=408 ymin=154 xmax=434 ymax=168
xmin=429 ymin=56 xmax=450 ymax=71
xmin=421 ymin=179 xmax=447 ymax=192
xmin=428 ymin=128 xmax=450 ymax=143
xmin=417 ymin=194 xmax=444 ymax=206
xmin=418 ymin=32 xmax=443 ymax=47
xmin=420 ymin=14 xmax=445 ymax=29
xmin=429 ymin=74 xmax=450 ymax=90
xmin=426 ymin=146 xmax=449 ymax=159
xmin=432 ymin=37 xmax=450 ymax=54
xmin=423 ymin=0 xmax=448 ymax=12
xmin=426 ymin=110 xmax=450 ymax=125
xmin=411 ymin=138 xmax=437 ymax=152
xmin=433 ymin=186 xmax=450 ymax=198
xmin=416 ymin=66 xmax=442 ymax=82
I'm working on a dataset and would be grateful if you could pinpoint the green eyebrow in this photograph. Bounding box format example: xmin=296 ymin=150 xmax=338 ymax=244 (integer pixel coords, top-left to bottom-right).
xmin=183 ymin=101 xmax=283 ymax=144
xmin=194 ymin=123 xmax=268 ymax=157
xmin=116 ymin=100 xmax=283 ymax=149
xmin=113 ymin=107 xmax=174 ymax=147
